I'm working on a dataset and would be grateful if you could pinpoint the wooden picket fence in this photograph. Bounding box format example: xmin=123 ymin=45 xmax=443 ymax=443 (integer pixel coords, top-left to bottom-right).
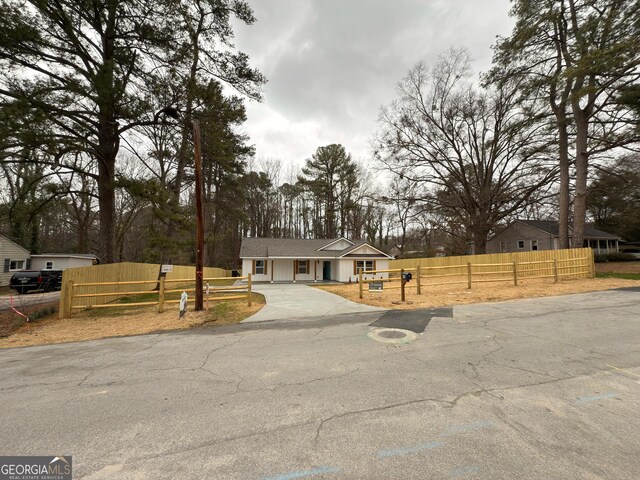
xmin=360 ymin=248 xmax=595 ymax=300
xmin=59 ymin=262 xmax=235 ymax=318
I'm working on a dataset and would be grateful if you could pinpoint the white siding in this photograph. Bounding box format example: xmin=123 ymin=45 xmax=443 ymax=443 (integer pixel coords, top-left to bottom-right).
xmin=338 ymin=258 xmax=389 ymax=283
xmin=30 ymin=256 xmax=94 ymax=271
xmin=0 ymin=235 xmax=30 ymax=287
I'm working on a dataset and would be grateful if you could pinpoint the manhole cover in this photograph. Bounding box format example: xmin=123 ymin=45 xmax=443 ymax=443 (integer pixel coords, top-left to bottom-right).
xmin=378 ymin=330 xmax=407 ymax=339
xmin=367 ymin=328 xmax=419 ymax=344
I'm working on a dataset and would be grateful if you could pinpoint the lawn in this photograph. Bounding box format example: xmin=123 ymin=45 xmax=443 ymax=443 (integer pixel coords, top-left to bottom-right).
xmin=0 ymin=293 xmax=264 ymax=349
xmin=316 ymin=275 xmax=640 ymax=310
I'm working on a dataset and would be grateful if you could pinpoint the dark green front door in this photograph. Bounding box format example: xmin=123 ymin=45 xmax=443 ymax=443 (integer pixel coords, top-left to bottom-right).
xmin=323 ymin=261 xmax=331 ymax=280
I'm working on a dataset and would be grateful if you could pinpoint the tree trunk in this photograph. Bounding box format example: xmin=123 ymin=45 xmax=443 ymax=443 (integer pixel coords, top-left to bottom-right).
xmin=96 ymin=130 xmax=118 ymax=263
xmin=572 ymin=109 xmax=589 ymax=248
xmin=557 ymin=118 xmax=571 ymax=249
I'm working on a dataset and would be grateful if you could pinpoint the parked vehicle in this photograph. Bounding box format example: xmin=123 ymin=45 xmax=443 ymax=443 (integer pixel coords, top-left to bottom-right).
xmin=9 ymin=270 xmax=63 ymax=294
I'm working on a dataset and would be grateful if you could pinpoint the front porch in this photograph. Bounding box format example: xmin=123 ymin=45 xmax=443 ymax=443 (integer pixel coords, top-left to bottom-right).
xmin=247 ymin=258 xmax=339 ymax=283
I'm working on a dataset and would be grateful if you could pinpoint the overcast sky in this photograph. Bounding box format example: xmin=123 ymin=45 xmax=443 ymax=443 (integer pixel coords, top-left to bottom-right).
xmin=232 ymin=0 xmax=514 ymax=169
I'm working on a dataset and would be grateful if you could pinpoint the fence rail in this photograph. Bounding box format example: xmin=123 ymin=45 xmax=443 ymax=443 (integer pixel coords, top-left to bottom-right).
xmin=62 ymin=274 xmax=252 ymax=318
xmin=360 ymin=248 xmax=595 ymax=301
xmin=59 ymin=262 xmax=232 ymax=318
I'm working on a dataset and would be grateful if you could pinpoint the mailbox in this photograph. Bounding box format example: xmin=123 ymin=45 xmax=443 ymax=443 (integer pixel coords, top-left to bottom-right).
xmin=402 ymin=272 xmax=412 ymax=282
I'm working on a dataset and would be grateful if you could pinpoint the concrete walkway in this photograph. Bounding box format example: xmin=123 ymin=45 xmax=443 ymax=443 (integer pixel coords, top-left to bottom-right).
xmin=244 ymin=283 xmax=385 ymax=322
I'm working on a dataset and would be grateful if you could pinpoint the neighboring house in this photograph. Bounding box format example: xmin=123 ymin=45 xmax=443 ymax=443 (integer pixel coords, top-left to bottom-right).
xmin=239 ymin=237 xmax=391 ymax=283
xmin=30 ymin=253 xmax=99 ymax=271
xmin=487 ymin=220 xmax=621 ymax=254
xmin=0 ymin=234 xmax=31 ymax=287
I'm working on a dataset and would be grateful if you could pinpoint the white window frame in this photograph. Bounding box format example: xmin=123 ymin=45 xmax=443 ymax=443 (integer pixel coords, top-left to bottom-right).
xmin=531 ymin=240 xmax=538 ymax=251
xmin=517 ymin=240 xmax=525 ymax=249
xmin=9 ymin=259 xmax=25 ymax=271
xmin=45 ymin=261 xmax=54 ymax=269
xmin=356 ymin=260 xmax=374 ymax=273
xmin=297 ymin=260 xmax=308 ymax=274
xmin=255 ymin=260 xmax=265 ymax=275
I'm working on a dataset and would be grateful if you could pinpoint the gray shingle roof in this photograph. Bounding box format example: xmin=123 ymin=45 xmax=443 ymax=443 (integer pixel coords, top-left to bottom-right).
xmin=240 ymin=237 xmax=389 ymax=258
xmin=518 ymin=220 xmax=620 ymax=239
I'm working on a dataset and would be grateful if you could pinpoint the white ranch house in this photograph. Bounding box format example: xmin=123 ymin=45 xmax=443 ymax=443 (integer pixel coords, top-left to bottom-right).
xmin=240 ymin=237 xmax=391 ymax=283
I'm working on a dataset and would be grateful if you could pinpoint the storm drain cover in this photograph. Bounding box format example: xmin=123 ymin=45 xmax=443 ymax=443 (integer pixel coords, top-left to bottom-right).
xmin=367 ymin=328 xmax=419 ymax=344
xmin=378 ymin=330 xmax=407 ymax=339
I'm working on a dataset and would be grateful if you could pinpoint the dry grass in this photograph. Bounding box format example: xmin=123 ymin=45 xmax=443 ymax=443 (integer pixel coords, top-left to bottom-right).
xmin=596 ymin=261 xmax=640 ymax=274
xmin=316 ymin=276 xmax=640 ymax=310
xmin=0 ymin=293 xmax=264 ymax=349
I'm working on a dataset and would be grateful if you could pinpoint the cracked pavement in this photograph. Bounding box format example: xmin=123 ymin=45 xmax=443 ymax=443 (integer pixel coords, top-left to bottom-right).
xmin=1 ymin=289 xmax=640 ymax=479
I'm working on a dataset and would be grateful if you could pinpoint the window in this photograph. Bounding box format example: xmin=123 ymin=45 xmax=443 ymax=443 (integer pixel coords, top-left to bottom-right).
xmin=296 ymin=260 xmax=309 ymax=274
xmin=9 ymin=260 xmax=25 ymax=271
xmin=531 ymin=240 xmax=538 ymax=251
xmin=254 ymin=260 xmax=265 ymax=275
xmin=45 ymin=261 xmax=54 ymax=269
xmin=500 ymin=241 xmax=507 ymax=253
xmin=517 ymin=240 xmax=525 ymax=249
xmin=355 ymin=260 xmax=374 ymax=273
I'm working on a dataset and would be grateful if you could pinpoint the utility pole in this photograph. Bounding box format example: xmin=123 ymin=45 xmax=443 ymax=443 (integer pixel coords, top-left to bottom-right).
xmin=192 ymin=119 xmax=205 ymax=311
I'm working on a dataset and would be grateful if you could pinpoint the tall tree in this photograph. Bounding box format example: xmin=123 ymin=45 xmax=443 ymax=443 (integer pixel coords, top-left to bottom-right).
xmin=0 ymin=0 xmax=264 ymax=262
xmin=491 ymin=0 xmax=640 ymax=248
xmin=377 ymin=49 xmax=556 ymax=253
xmin=298 ymin=144 xmax=359 ymax=238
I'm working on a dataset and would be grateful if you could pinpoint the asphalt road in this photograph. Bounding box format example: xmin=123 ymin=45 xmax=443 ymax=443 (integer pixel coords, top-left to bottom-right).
xmin=1 ymin=289 xmax=640 ymax=479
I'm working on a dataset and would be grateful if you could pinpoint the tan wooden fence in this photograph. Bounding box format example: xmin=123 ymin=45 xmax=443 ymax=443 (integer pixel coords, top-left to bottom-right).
xmin=59 ymin=262 xmax=230 ymax=318
xmin=360 ymin=248 xmax=595 ymax=300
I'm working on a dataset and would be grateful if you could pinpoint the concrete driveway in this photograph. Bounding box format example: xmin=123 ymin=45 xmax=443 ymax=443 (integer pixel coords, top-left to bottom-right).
xmin=1 ymin=289 xmax=640 ymax=479
xmin=244 ymin=283 xmax=385 ymax=322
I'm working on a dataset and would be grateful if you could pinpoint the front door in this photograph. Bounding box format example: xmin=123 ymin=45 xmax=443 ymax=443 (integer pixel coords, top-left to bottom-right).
xmin=322 ymin=261 xmax=331 ymax=280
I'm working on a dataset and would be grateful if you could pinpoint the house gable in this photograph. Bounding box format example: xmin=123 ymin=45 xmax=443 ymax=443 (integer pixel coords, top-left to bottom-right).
xmin=340 ymin=243 xmax=390 ymax=258
xmin=318 ymin=238 xmax=354 ymax=251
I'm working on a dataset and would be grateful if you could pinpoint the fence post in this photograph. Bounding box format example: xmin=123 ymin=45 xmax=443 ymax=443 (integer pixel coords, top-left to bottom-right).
xmin=358 ymin=268 xmax=363 ymax=299
xmin=65 ymin=280 xmax=74 ymax=318
xmin=553 ymin=259 xmax=559 ymax=283
xmin=248 ymin=273 xmax=252 ymax=306
xmin=512 ymin=261 xmax=518 ymax=286
xmin=158 ymin=276 xmax=165 ymax=313
xmin=416 ymin=265 xmax=421 ymax=295
xmin=467 ymin=263 xmax=472 ymax=289
xmin=400 ymin=268 xmax=406 ymax=302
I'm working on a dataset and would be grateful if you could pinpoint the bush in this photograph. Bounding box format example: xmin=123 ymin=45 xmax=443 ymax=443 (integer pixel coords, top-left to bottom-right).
xmin=594 ymin=252 xmax=638 ymax=263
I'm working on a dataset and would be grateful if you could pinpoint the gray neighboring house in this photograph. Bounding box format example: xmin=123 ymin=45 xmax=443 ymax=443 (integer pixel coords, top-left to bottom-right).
xmin=486 ymin=220 xmax=621 ymax=254
xmin=240 ymin=237 xmax=391 ymax=283
xmin=30 ymin=253 xmax=98 ymax=271
xmin=1 ymin=234 xmax=31 ymax=287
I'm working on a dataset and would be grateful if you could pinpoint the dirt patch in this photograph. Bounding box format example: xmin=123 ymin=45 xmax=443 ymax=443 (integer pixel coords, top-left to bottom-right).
xmin=0 ymin=294 xmax=264 ymax=349
xmin=316 ymin=276 xmax=640 ymax=310
xmin=0 ymin=301 xmax=58 ymax=337
xmin=596 ymin=261 xmax=640 ymax=274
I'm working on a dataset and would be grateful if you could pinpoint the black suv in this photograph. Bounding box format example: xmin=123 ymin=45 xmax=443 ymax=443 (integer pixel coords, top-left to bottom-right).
xmin=9 ymin=270 xmax=63 ymax=294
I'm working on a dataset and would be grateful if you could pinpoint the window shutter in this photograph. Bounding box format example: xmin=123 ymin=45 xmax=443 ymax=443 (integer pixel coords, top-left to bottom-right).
xmin=264 ymin=259 xmax=268 ymax=276
xmin=3 ymin=259 xmax=9 ymax=273
xmin=252 ymin=260 xmax=256 ymax=275
xmin=26 ymin=258 xmax=31 ymax=270
xmin=306 ymin=260 xmax=310 ymax=273
xmin=373 ymin=260 xmax=376 ymax=271
xmin=353 ymin=260 xmax=356 ymax=275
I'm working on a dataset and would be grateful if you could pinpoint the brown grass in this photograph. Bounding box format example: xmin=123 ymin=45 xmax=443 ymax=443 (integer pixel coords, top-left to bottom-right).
xmin=596 ymin=261 xmax=640 ymax=274
xmin=0 ymin=293 xmax=264 ymax=349
xmin=316 ymin=276 xmax=640 ymax=310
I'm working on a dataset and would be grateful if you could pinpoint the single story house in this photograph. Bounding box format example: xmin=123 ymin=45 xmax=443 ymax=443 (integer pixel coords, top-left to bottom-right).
xmin=486 ymin=220 xmax=621 ymax=254
xmin=30 ymin=253 xmax=99 ymax=271
xmin=1 ymin=234 xmax=31 ymax=287
xmin=240 ymin=237 xmax=391 ymax=283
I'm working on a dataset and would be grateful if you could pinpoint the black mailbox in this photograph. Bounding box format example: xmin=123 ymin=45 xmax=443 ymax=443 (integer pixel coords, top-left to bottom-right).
xmin=402 ymin=272 xmax=412 ymax=282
